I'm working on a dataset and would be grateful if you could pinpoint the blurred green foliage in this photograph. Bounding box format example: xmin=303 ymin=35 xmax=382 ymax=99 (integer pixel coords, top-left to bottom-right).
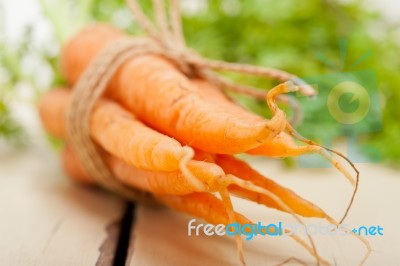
xmin=1 ymin=0 xmax=399 ymax=163
xmin=0 ymin=97 xmax=26 ymax=146
xmin=177 ymin=0 xmax=400 ymax=163
xmin=0 ymin=25 xmax=33 ymax=147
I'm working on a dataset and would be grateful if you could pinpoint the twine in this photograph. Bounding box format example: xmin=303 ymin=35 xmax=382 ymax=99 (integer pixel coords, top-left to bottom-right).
xmin=66 ymin=39 xmax=161 ymax=204
xmin=66 ymin=0 xmax=313 ymax=202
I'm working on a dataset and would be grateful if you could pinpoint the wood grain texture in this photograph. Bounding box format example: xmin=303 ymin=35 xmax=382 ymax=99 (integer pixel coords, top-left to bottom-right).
xmin=0 ymin=144 xmax=125 ymax=266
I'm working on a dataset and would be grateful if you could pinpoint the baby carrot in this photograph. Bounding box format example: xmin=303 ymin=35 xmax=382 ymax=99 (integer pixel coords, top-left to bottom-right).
xmin=39 ymin=88 xmax=193 ymax=173
xmin=61 ymin=24 xmax=287 ymax=154
xmin=63 ymin=143 xmax=329 ymax=220
xmin=215 ymin=154 xmax=328 ymax=219
xmin=61 ymin=145 xmax=224 ymax=195
xmin=62 ymin=145 xmax=325 ymax=265
xmin=62 ymin=145 xmax=93 ymax=184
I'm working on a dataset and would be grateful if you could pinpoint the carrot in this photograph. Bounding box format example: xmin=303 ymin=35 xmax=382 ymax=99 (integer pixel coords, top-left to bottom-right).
xmin=215 ymin=154 xmax=328 ymax=218
xmin=61 ymin=24 xmax=288 ymax=154
xmin=157 ymin=193 xmax=251 ymax=226
xmin=192 ymin=150 xmax=328 ymax=219
xmin=193 ymin=79 xmax=321 ymax=157
xmin=194 ymin=78 xmax=358 ymax=219
xmin=62 ymin=145 xmax=326 ymax=265
xmin=60 ymin=149 xmax=243 ymax=234
xmin=62 ymin=146 xmax=249 ymax=225
xmin=109 ymin=155 xmax=225 ymax=195
xmin=62 ymin=145 xmax=93 ymax=184
xmin=39 ymin=88 xmax=193 ymax=173
xmin=62 ymin=143 xmax=330 ymax=220
xmin=61 ymin=144 xmax=224 ymax=195
xmin=192 ymin=79 xmax=262 ymax=120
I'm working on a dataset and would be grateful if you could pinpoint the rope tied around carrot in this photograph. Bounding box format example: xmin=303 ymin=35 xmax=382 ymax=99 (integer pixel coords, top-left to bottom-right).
xmin=66 ymin=39 xmax=160 ymax=204
xmin=65 ymin=0 xmax=315 ymax=202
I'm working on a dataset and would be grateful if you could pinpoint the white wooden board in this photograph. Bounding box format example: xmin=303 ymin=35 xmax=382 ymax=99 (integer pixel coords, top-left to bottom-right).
xmin=0 ymin=131 xmax=125 ymax=266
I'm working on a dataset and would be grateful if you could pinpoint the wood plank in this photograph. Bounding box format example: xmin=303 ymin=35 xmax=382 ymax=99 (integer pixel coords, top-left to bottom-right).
xmin=0 ymin=142 xmax=125 ymax=266
xmin=126 ymin=157 xmax=400 ymax=265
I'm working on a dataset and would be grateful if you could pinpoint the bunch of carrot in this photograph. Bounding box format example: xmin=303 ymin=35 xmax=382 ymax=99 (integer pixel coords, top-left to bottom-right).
xmin=38 ymin=24 xmax=368 ymax=265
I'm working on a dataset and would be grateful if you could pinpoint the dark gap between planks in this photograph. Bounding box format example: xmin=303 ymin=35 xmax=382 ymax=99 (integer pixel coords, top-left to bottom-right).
xmin=113 ymin=202 xmax=136 ymax=266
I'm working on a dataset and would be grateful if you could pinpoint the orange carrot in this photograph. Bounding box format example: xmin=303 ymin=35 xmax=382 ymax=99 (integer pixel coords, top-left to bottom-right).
xmin=157 ymin=193 xmax=252 ymax=226
xmin=193 ymin=79 xmax=356 ymax=190
xmin=215 ymin=154 xmax=328 ymax=219
xmin=61 ymin=145 xmax=224 ymax=195
xmin=62 ymin=144 xmax=326 ymax=265
xmin=193 ymin=80 xmax=316 ymax=157
xmin=61 ymin=24 xmax=287 ymax=154
xmin=63 ymin=143 xmax=329 ymax=220
xmin=62 ymin=145 xmax=93 ymax=184
xmin=193 ymin=79 xmax=262 ymax=121
xmin=39 ymin=89 xmax=193 ymax=172
xmin=192 ymin=151 xmax=328 ymax=219
xmin=62 ymin=148 xmax=250 ymax=230
xmin=61 ymin=144 xmax=249 ymax=225
xmin=109 ymin=155 xmax=225 ymax=195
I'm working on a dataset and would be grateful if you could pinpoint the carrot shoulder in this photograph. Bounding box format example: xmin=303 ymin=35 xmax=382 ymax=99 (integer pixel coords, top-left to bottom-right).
xmin=61 ymin=24 xmax=286 ymax=154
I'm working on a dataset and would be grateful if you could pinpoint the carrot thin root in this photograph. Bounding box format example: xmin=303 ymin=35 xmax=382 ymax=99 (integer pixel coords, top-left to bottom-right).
xmin=219 ymin=187 xmax=246 ymax=266
xmin=179 ymin=146 xmax=208 ymax=191
xmin=225 ymin=174 xmax=323 ymax=266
